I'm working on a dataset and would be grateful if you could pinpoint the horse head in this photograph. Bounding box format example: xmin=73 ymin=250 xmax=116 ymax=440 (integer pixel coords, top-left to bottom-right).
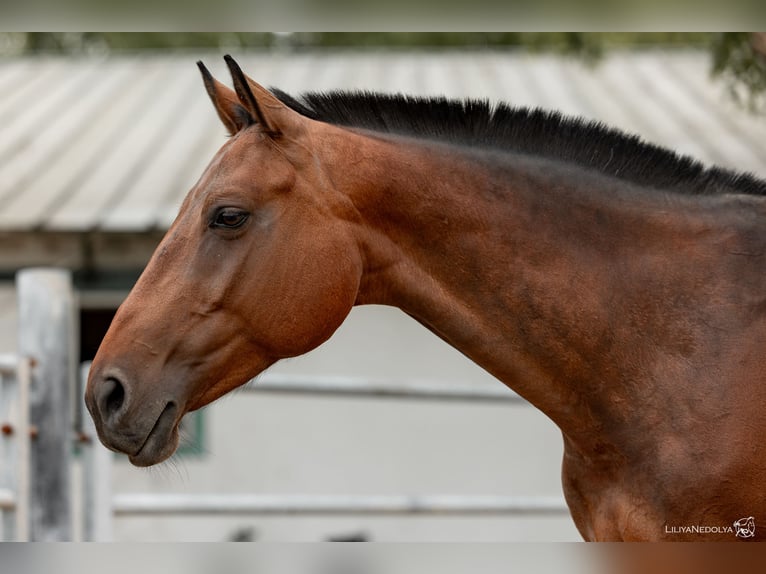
xmin=85 ymin=57 xmax=364 ymax=466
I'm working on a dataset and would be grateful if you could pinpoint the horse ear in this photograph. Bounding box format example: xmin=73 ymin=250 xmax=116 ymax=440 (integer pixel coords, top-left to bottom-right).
xmin=197 ymin=61 xmax=253 ymax=136
xmin=223 ymin=55 xmax=303 ymax=139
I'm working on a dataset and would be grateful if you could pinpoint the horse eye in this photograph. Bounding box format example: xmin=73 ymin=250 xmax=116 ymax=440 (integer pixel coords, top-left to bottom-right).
xmin=211 ymin=209 xmax=249 ymax=229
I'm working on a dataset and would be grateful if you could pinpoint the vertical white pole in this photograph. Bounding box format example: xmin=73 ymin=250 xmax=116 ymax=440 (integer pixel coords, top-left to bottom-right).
xmin=80 ymin=362 xmax=114 ymax=541
xmin=17 ymin=268 xmax=75 ymax=541
xmin=0 ymin=355 xmax=31 ymax=541
xmin=14 ymin=357 xmax=31 ymax=541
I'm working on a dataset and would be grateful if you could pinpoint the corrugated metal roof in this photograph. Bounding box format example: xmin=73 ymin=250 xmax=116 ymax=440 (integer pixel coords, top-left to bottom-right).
xmin=1 ymin=50 xmax=765 ymax=233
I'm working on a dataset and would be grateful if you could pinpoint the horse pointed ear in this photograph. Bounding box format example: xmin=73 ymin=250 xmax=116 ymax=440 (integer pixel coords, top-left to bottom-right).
xmin=223 ymin=55 xmax=304 ymax=139
xmin=197 ymin=61 xmax=253 ymax=136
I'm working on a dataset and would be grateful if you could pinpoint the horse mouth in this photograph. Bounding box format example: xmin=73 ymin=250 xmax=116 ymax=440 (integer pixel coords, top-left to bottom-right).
xmin=128 ymin=402 xmax=180 ymax=467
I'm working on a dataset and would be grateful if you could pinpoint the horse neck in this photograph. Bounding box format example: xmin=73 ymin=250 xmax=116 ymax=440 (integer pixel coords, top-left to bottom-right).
xmin=322 ymin=125 xmax=745 ymax=455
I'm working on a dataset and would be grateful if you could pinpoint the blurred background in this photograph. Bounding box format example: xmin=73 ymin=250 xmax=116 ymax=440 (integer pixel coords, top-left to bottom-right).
xmin=2 ymin=32 xmax=766 ymax=110
xmin=0 ymin=33 xmax=765 ymax=543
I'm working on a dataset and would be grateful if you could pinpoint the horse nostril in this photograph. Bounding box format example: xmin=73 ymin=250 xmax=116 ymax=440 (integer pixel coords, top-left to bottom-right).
xmin=99 ymin=377 xmax=126 ymax=420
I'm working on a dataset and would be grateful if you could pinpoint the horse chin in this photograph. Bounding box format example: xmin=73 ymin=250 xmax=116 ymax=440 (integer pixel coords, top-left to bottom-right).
xmin=129 ymin=429 xmax=179 ymax=467
xmin=127 ymin=404 xmax=181 ymax=467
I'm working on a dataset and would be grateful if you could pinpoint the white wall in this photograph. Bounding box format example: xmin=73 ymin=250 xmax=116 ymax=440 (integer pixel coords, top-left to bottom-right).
xmin=110 ymin=304 xmax=580 ymax=541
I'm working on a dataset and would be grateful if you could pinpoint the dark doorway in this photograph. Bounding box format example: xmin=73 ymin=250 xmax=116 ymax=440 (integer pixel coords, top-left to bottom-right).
xmin=79 ymin=307 xmax=117 ymax=362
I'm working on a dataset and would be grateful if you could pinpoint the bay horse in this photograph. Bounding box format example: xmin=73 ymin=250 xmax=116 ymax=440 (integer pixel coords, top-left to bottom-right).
xmin=85 ymin=56 xmax=766 ymax=541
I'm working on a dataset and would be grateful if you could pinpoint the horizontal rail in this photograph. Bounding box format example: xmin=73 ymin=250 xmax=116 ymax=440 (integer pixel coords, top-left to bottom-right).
xmin=0 ymin=488 xmax=16 ymax=511
xmin=246 ymin=373 xmax=527 ymax=404
xmin=112 ymin=494 xmax=569 ymax=516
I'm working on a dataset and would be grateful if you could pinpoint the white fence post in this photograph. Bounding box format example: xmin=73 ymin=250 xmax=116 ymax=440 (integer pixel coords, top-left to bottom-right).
xmin=0 ymin=355 xmax=31 ymax=541
xmin=17 ymin=268 xmax=76 ymax=541
xmin=80 ymin=362 xmax=114 ymax=541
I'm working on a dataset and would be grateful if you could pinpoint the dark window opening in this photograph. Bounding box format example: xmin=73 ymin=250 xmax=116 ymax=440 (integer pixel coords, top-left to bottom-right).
xmin=80 ymin=307 xmax=117 ymax=362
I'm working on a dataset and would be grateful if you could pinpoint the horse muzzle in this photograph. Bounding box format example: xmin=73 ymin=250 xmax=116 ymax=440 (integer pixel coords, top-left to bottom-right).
xmin=85 ymin=368 xmax=182 ymax=467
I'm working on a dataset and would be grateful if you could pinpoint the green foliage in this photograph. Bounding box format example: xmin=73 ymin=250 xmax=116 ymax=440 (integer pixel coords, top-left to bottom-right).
xmin=711 ymin=33 xmax=766 ymax=111
xmin=0 ymin=31 xmax=716 ymax=55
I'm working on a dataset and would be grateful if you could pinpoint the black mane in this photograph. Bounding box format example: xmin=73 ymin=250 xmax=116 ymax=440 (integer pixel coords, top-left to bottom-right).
xmin=273 ymin=89 xmax=766 ymax=197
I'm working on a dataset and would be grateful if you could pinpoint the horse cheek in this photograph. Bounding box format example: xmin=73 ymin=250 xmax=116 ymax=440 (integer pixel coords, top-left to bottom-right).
xmin=267 ymin=242 xmax=361 ymax=357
